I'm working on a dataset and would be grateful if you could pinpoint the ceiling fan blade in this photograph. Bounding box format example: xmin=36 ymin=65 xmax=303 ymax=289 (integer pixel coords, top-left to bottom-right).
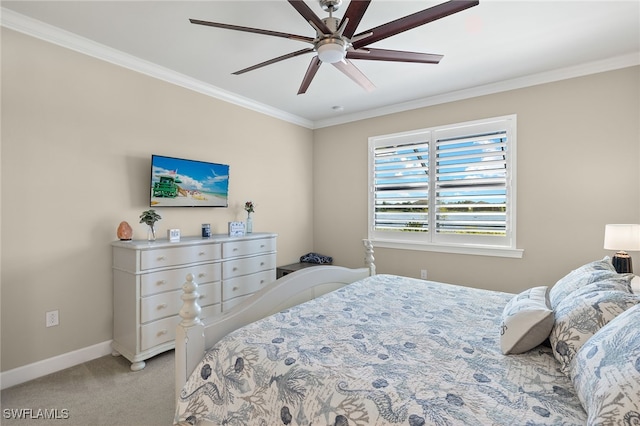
xmin=347 ymin=48 xmax=443 ymax=64
xmin=341 ymin=0 xmax=371 ymax=38
xmin=352 ymin=0 xmax=479 ymax=49
xmin=288 ymin=0 xmax=332 ymax=34
xmin=332 ymin=59 xmax=375 ymax=92
xmin=298 ymin=56 xmax=322 ymax=95
xmin=233 ymin=48 xmax=315 ymax=75
xmin=189 ymin=19 xmax=314 ymax=44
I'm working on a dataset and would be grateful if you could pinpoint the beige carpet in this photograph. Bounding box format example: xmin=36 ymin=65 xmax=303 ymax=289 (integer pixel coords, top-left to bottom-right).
xmin=1 ymin=350 xmax=175 ymax=426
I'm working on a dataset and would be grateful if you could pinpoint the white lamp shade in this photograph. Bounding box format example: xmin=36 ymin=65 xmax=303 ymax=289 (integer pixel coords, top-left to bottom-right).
xmin=604 ymin=224 xmax=640 ymax=251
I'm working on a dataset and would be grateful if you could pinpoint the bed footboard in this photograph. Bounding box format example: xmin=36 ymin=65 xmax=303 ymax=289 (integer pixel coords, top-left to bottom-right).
xmin=175 ymin=239 xmax=376 ymax=401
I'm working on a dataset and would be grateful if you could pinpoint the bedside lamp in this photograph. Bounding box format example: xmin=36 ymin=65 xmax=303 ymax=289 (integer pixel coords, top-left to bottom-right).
xmin=604 ymin=224 xmax=640 ymax=273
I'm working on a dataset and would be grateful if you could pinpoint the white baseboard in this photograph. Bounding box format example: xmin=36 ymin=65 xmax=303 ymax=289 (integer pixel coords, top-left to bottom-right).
xmin=1 ymin=340 xmax=113 ymax=390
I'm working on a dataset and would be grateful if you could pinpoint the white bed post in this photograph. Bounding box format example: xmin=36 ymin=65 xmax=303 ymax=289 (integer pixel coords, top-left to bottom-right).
xmin=364 ymin=239 xmax=376 ymax=276
xmin=175 ymin=273 xmax=204 ymax=402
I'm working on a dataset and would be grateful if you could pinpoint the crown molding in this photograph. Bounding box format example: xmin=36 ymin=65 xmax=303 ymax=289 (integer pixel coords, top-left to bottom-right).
xmin=312 ymin=52 xmax=640 ymax=129
xmin=2 ymin=7 xmax=638 ymax=131
xmin=0 ymin=7 xmax=315 ymax=129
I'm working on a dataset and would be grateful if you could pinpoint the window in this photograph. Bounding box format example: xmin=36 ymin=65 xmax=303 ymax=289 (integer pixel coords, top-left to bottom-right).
xmin=368 ymin=115 xmax=521 ymax=258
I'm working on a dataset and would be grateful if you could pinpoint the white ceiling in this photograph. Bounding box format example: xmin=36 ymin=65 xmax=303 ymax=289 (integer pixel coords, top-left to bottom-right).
xmin=2 ymin=1 xmax=639 ymax=128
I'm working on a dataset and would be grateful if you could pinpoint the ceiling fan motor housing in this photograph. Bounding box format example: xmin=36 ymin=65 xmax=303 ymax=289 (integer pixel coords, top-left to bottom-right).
xmin=322 ymin=16 xmax=341 ymax=33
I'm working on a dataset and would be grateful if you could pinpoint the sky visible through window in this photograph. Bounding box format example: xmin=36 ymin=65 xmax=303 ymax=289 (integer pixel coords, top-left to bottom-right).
xmin=374 ymin=135 xmax=507 ymax=235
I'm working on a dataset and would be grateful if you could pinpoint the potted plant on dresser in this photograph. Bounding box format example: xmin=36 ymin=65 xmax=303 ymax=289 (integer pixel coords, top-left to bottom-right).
xmin=139 ymin=209 xmax=162 ymax=241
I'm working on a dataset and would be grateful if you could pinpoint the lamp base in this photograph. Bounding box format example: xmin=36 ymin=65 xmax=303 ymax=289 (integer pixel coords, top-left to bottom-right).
xmin=612 ymin=251 xmax=633 ymax=274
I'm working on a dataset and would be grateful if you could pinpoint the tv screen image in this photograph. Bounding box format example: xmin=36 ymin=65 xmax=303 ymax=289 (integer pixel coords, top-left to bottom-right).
xmin=150 ymin=155 xmax=229 ymax=207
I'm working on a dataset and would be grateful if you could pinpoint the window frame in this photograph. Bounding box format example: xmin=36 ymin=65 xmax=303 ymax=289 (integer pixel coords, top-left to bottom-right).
xmin=368 ymin=114 xmax=523 ymax=258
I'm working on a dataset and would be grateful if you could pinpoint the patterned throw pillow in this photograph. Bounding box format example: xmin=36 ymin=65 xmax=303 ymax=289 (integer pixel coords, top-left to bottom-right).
xmin=549 ymin=277 xmax=639 ymax=374
xmin=500 ymin=286 xmax=554 ymax=354
xmin=549 ymin=257 xmax=619 ymax=310
xmin=570 ymin=304 xmax=640 ymax=425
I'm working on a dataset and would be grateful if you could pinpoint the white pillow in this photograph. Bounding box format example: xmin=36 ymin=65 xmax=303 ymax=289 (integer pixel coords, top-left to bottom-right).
xmin=500 ymin=286 xmax=554 ymax=355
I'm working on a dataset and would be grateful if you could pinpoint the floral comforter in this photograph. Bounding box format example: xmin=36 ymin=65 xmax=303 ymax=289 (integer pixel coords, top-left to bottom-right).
xmin=175 ymin=274 xmax=586 ymax=425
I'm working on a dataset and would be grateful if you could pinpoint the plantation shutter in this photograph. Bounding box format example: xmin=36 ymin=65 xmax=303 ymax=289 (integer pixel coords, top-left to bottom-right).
xmin=434 ymin=130 xmax=508 ymax=237
xmin=372 ymin=131 xmax=430 ymax=233
xmin=369 ymin=115 xmax=516 ymax=251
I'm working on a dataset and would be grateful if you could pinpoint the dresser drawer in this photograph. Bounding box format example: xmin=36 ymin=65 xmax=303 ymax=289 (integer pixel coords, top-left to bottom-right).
xmin=222 ymin=269 xmax=275 ymax=303
xmin=196 ymin=281 xmax=222 ymax=310
xmin=140 ymin=282 xmax=220 ymax=323
xmin=140 ymin=244 xmax=221 ymax=270
xmin=140 ymin=304 xmax=221 ymax=352
xmin=140 ymin=316 xmax=178 ymax=351
xmin=223 ymin=253 xmax=276 ymax=279
xmin=140 ymin=263 xmax=221 ymax=297
xmin=222 ymin=237 xmax=276 ymax=259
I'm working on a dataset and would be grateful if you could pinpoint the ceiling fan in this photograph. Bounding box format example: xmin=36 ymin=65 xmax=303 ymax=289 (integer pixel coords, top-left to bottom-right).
xmin=190 ymin=0 xmax=479 ymax=94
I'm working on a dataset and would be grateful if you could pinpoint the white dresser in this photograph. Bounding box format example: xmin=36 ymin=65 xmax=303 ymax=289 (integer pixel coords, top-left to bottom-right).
xmin=111 ymin=232 xmax=277 ymax=370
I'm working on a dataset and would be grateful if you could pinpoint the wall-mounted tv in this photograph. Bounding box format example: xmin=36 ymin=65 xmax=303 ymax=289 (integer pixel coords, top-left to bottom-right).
xmin=150 ymin=155 xmax=229 ymax=207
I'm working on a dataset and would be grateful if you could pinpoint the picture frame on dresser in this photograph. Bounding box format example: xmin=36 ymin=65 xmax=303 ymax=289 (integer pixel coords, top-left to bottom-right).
xmin=228 ymin=221 xmax=245 ymax=237
xmin=111 ymin=232 xmax=277 ymax=370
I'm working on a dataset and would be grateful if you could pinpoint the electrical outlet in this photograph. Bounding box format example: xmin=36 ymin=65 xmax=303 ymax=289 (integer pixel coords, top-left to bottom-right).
xmin=420 ymin=269 xmax=428 ymax=280
xmin=46 ymin=310 xmax=59 ymax=327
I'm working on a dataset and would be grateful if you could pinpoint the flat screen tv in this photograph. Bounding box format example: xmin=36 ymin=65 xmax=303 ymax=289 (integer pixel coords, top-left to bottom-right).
xmin=150 ymin=155 xmax=229 ymax=207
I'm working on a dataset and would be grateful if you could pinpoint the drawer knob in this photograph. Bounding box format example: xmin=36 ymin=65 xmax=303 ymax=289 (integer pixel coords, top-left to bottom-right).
xmin=156 ymin=280 xmax=166 ymax=285
xmin=232 ymin=286 xmax=238 ymax=291
xmin=233 ymin=267 xmax=238 ymax=271
xmin=157 ymin=329 xmax=168 ymax=336
xmin=260 ymin=244 xmax=265 ymax=248
xmin=198 ymin=273 xmax=206 ymax=278
xmin=260 ymin=280 xmax=265 ymax=284
xmin=260 ymin=262 xmax=265 ymax=266
xmin=199 ymin=252 xmax=206 ymax=256
xmin=198 ymin=294 xmax=206 ymax=299
xmin=157 ymin=303 xmax=167 ymax=310
xmin=157 ymin=256 xmax=166 ymax=261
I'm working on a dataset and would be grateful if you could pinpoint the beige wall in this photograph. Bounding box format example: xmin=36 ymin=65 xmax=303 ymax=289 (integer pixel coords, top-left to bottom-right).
xmin=1 ymin=29 xmax=314 ymax=371
xmin=313 ymin=66 xmax=640 ymax=293
xmin=2 ymin=26 xmax=639 ymax=373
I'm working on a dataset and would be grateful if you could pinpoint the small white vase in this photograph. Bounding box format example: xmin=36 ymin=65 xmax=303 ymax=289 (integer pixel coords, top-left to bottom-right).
xmin=246 ymin=214 xmax=253 ymax=234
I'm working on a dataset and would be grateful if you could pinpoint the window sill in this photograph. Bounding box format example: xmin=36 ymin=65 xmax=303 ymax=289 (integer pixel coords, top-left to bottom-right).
xmin=371 ymin=239 xmax=524 ymax=259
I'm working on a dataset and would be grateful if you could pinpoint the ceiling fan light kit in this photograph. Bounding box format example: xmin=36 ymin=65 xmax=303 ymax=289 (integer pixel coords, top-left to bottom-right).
xmin=317 ymin=38 xmax=346 ymax=63
xmin=190 ymin=0 xmax=479 ymax=94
